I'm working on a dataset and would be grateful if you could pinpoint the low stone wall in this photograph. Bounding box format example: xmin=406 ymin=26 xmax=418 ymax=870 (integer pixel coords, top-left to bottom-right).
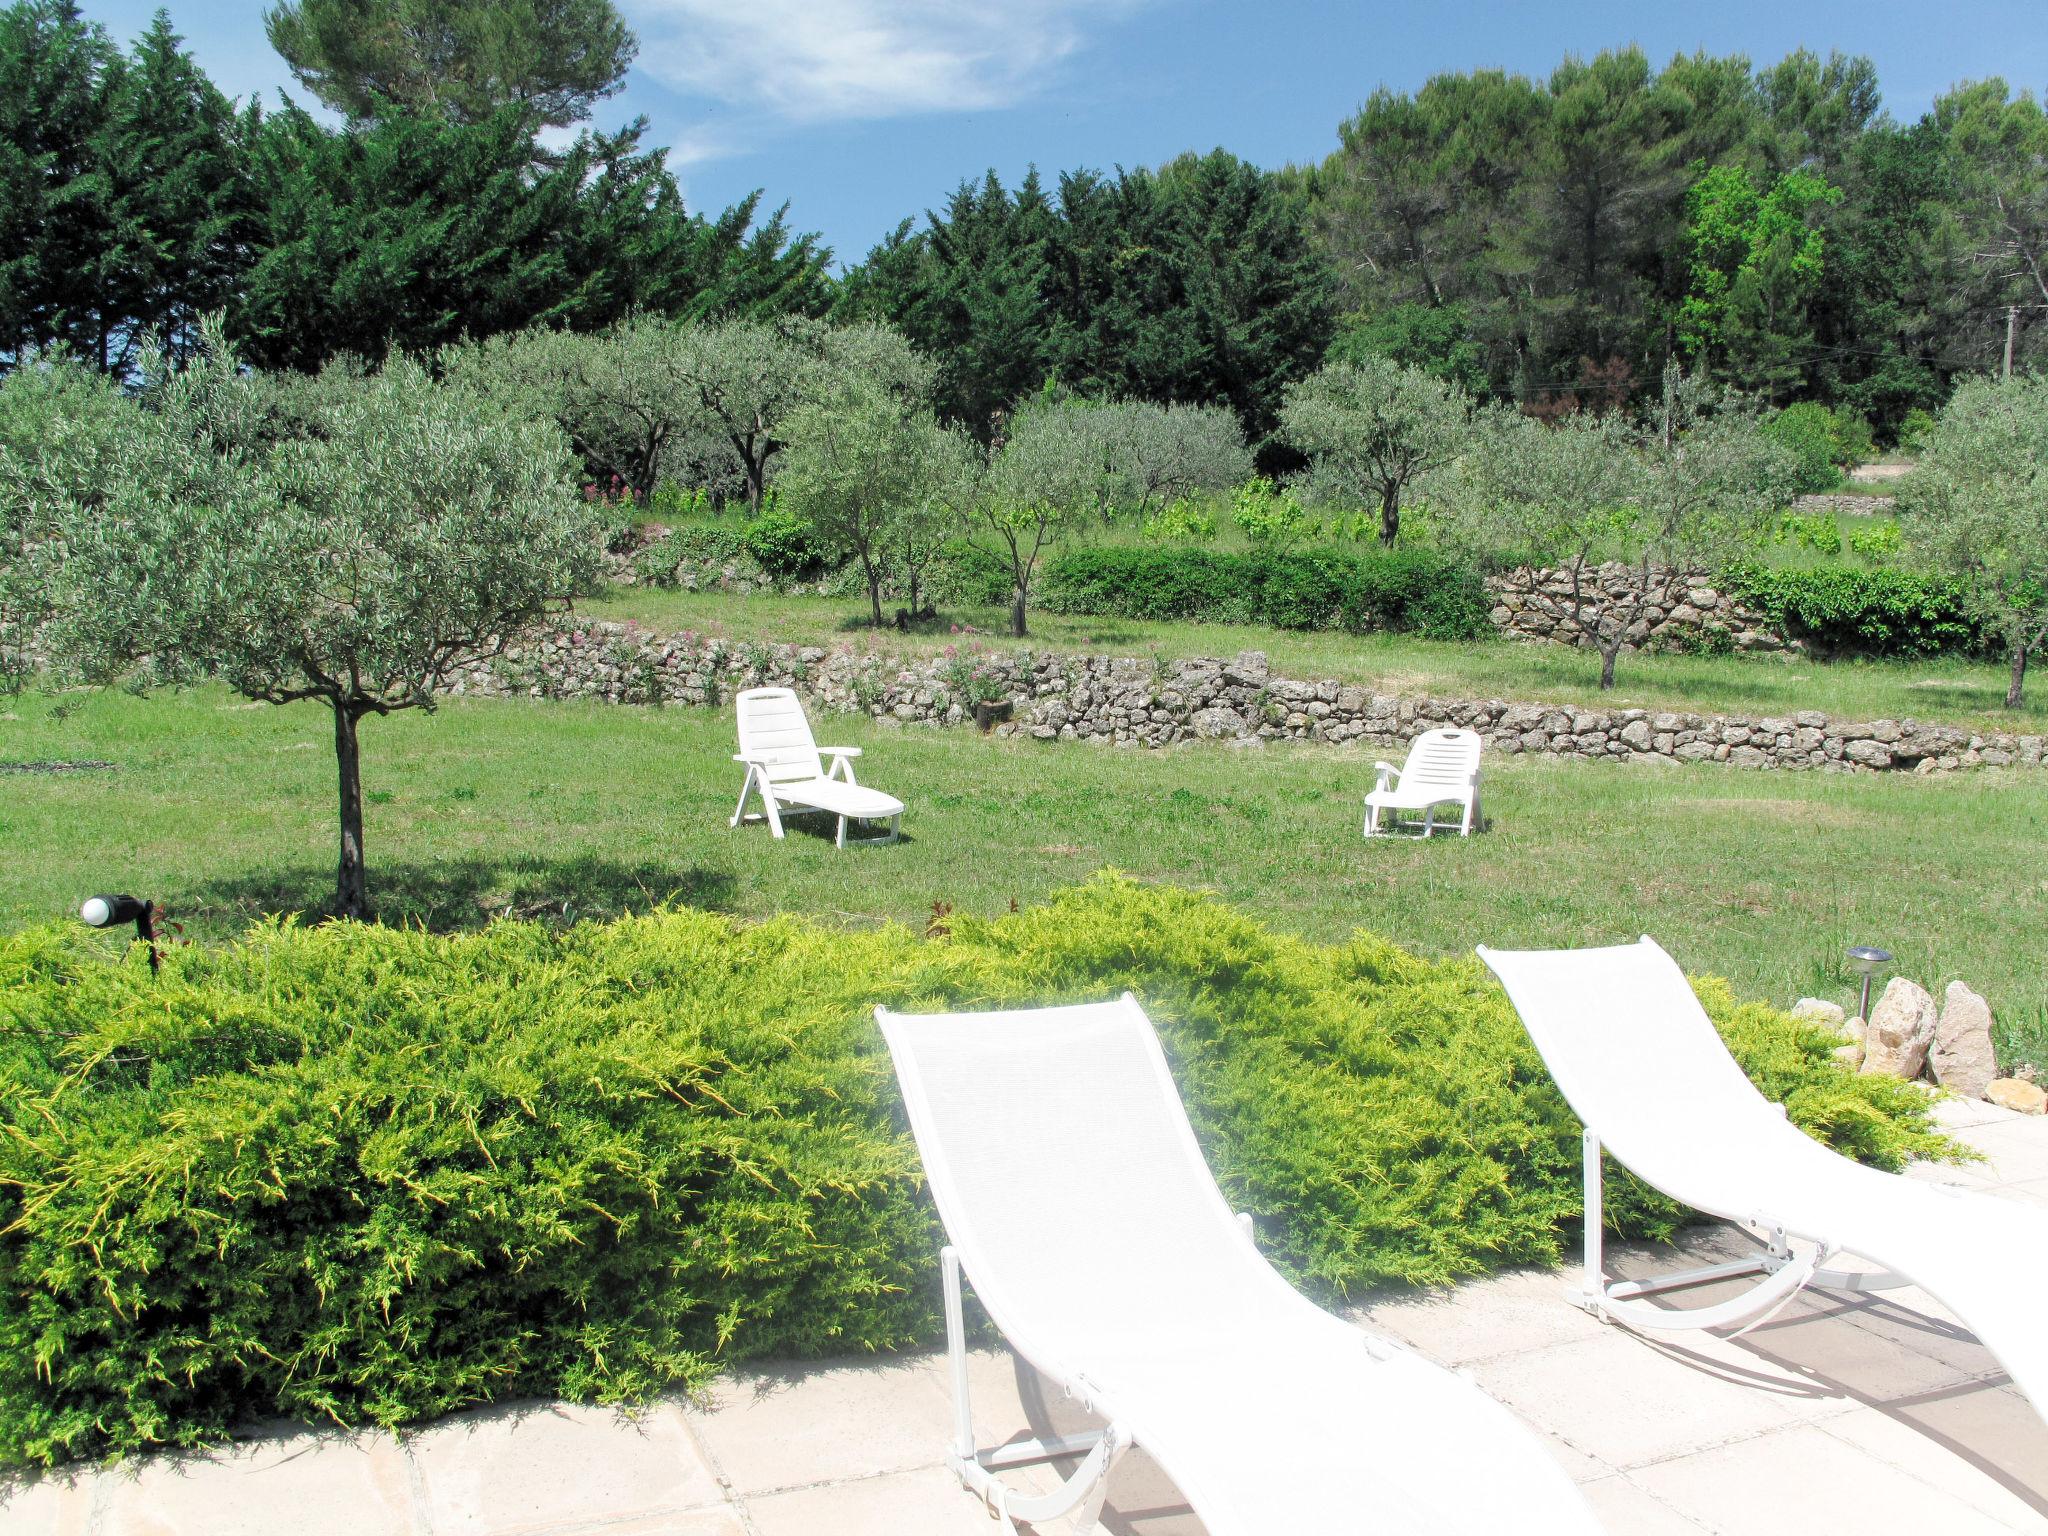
xmin=444 ymin=622 xmax=2046 ymax=775
xmin=1484 ymin=564 xmax=1791 ymax=655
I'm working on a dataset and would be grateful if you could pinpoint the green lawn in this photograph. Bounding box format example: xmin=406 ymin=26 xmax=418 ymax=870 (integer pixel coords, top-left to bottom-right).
xmin=579 ymin=586 xmax=2047 ymax=733
xmin=6 ymin=684 xmax=2045 ymax=1069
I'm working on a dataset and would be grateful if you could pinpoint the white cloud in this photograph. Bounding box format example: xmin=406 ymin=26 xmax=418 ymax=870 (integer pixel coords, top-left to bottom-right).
xmin=628 ymin=0 xmax=1141 ymax=125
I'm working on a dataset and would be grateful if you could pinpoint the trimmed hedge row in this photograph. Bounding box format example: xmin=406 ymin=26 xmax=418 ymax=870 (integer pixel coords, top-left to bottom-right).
xmin=1725 ymin=562 xmax=1989 ymax=657
xmin=0 ymin=878 xmax=1952 ymax=1466
xmin=1034 ymin=545 xmax=1494 ymax=640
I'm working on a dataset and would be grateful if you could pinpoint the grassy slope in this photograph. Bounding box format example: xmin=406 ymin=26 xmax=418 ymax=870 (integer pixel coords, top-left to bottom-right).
xmin=6 ymin=685 xmax=2044 ymax=1067
xmin=577 ymin=587 xmax=2047 ymax=733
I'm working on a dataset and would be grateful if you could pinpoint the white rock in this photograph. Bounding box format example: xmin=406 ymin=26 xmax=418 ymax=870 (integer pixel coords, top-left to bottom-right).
xmin=1859 ymin=977 xmax=1939 ymax=1080
xmin=1930 ymin=982 xmax=1999 ymax=1100
xmin=1832 ymin=1041 xmax=1866 ymax=1070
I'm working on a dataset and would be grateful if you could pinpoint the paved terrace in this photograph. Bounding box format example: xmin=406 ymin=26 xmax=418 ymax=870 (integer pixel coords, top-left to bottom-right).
xmin=7 ymin=1097 xmax=2047 ymax=1536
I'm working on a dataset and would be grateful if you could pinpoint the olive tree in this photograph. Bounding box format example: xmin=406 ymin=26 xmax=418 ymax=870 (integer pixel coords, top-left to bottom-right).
xmin=778 ymin=372 xmax=970 ymax=629
xmin=665 ymin=317 xmax=927 ymax=513
xmin=442 ymin=319 xmax=705 ymax=499
xmin=965 ymin=396 xmax=1106 ymax=637
xmin=1439 ymin=370 xmax=1794 ymax=689
xmin=444 ymin=317 xmax=930 ymax=512
xmin=1281 ymin=356 xmax=1471 ymax=546
xmin=44 ymin=330 xmax=600 ymax=919
xmin=1092 ymin=400 xmax=1251 ymax=521
xmin=0 ymin=355 xmax=136 ymax=690
xmin=1898 ymin=373 xmax=2048 ymax=707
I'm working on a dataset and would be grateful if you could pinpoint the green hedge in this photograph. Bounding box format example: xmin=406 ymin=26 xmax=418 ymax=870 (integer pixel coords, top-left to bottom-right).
xmin=1035 ymin=545 xmax=1493 ymax=640
xmin=1725 ymin=562 xmax=1989 ymax=657
xmin=0 ymin=878 xmax=1953 ymax=1466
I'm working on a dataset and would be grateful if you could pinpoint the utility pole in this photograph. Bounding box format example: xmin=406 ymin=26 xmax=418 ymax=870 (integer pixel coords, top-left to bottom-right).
xmin=2005 ymin=305 xmax=2018 ymax=380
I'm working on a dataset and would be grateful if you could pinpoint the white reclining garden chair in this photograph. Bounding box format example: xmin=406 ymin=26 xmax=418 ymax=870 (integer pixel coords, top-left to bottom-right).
xmin=1363 ymin=727 xmax=1482 ymax=838
xmin=1479 ymin=936 xmax=2048 ymax=1425
xmin=878 ymin=994 xmax=1602 ymax=1534
xmin=730 ymin=687 xmax=903 ymax=848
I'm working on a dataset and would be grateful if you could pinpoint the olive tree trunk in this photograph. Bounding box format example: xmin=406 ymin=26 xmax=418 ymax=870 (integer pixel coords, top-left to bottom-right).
xmin=331 ymin=699 xmax=370 ymax=921
xmin=1379 ymin=483 xmax=1401 ymax=548
xmin=2009 ymin=642 xmax=2030 ymax=710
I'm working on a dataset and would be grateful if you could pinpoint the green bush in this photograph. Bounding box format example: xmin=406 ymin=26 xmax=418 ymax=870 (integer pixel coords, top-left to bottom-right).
xmin=0 ymin=877 xmax=1953 ymax=1466
xmin=740 ymin=502 xmax=828 ymax=578
xmin=629 ymin=523 xmax=752 ymax=586
xmin=1726 ymin=561 xmax=1989 ymax=656
xmin=1035 ymin=545 xmax=1493 ymax=640
xmin=1762 ymin=403 xmax=1873 ymax=494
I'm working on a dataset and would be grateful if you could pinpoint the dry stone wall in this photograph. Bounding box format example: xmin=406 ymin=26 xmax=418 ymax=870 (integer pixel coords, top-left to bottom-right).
xmin=444 ymin=621 xmax=2046 ymax=775
xmin=1484 ymin=564 xmax=1791 ymax=654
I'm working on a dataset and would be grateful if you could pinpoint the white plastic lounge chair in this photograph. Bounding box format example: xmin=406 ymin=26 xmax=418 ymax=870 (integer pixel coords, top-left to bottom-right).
xmin=877 ymin=994 xmax=1602 ymax=1534
xmin=1363 ymin=727 xmax=1482 ymax=838
xmin=730 ymin=686 xmax=902 ymax=848
xmin=1478 ymin=936 xmax=2048 ymax=1423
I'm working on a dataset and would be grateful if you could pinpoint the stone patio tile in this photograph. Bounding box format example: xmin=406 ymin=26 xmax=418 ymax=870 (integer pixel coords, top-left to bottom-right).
xmin=408 ymin=1400 xmax=723 ymax=1536
xmin=1951 ymin=1122 xmax=2048 ymax=1183
xmin=1785 ymin=1287 xmax=2009 ymax=1387
xmin=1467 ymin=1327 xmax=1818 ymax=1470
xmin=1728 ymin=1287 xmax=1999 ymax=1406
xmin=1820 ymin=1400 xmax=2048 ymax=1531
xmin=744 ymin=1466 xmax=992 ymax=1536
xmin=539 ymin=1514 xmax=745 ymax=1536
xmin=1092 ymin=1448 xmax=1202 ymax=1536
xmin=1627 ymin=1422 xmax=2029 ymax=1533
xmin=1351 ymin=1264 xmax=1606 ymax=1366
xmin=96 ymin=1430 xmax=414 ymax=1536
xmin=1998 ymin=1177 xmax=2048 ymax=1209
xmin=689 ymin=1356 xmax=956 ymax=1497
xmin=1903 ymin=1157 xmax=2003 ymax=1191
xmin=0 ymin=1468 xmax=96 ymax=1536
xmin=1931 ymin=1097 xmax=2020 ymax=1133
xmin=1576 ymin=1474 xmax=1711 ymax=1533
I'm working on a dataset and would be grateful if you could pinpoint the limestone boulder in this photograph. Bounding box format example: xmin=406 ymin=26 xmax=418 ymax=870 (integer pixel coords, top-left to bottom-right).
xmin=1190 ymin=707 xmax=1247 ymax=740
xmin=1986 ymin=1078 xmax=2047 ymax=1115
xmin=1791 ymin=998 xmax=1847 ymax=1031
xmin=1929 ymin=982 xmax=1999 ymax=1099
xmin=1859 ymin=977 xmax=1939 ymax=1080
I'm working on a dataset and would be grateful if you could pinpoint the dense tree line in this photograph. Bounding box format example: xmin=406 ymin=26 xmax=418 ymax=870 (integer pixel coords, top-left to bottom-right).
xmin=6 ymin=5 xmax=2046 ymax=447
xmin=1297 ymin=46 xmax=2048 ymax=436
xmin=0 ymin=1 xmax=829 ymax=375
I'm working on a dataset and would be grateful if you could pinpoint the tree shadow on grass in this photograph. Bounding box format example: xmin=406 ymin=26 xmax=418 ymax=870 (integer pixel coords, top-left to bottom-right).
xmin=179 ymin=855 xmax=738 ymax=935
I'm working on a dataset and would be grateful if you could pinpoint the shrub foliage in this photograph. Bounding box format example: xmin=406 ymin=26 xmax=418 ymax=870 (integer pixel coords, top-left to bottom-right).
xmin=1035 ymin=545 xmax=1492 ymax=640
xmin=0 ymin=878 xmax=1952 ymax=1466
xmin=1726 ymin=561 xmax=1990 ymax=656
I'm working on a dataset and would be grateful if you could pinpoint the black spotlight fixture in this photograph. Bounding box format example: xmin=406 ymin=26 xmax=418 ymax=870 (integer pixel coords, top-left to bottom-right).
xmin=81 ymin=893 xmax=161 ymax=973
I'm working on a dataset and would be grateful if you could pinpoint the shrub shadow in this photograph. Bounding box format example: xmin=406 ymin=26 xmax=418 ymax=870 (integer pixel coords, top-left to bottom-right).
xmin=180 ymin=855 xmax=738 ymax=934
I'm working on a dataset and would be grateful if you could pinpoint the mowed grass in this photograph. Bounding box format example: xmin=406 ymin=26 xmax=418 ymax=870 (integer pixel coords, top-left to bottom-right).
xmin=5 ymin=685 xmax=2046 ymax=1068
xmin=579 ymin=587 xmax=2048 ymax=733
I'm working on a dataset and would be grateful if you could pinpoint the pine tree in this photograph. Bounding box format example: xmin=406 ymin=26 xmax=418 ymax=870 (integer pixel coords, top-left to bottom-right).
xmin=0 ymin=0 xmax=117 ymax=362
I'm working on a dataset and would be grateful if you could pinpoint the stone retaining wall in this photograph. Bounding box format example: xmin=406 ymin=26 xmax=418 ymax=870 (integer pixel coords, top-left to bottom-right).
xmin=1484 ymin=564 xmax=1791 ymax=655
xmin=445 ymin=622 xmax=2045 ymax=775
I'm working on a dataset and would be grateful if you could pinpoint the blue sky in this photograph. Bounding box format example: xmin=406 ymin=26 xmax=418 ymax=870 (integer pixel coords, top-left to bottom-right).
xmin=86 ymin=0 xmax=2048 ymax=270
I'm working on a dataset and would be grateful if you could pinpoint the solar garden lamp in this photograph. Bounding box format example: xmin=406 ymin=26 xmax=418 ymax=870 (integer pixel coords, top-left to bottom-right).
xmin=81 ymin=893 xmax=161 ymax=973
xmin=1846 ymin=945 xmax=1893 ymax=1022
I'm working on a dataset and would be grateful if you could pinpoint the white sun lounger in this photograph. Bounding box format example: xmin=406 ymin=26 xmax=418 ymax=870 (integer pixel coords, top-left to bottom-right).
xmin=877 ymin=994 xmax=1602 ymax=1534
xmin=730 ymin=686 xmax=902 ymax=847
xmin=1364 ymin=727 xmax=1482 ymax=837
xmin=1478 ymin=936 xmax=2048 ymax=1422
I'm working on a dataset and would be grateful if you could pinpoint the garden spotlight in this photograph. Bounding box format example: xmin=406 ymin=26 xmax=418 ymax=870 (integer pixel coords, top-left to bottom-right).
xmin=1846 ymin=944 xmax=1893 ymax=1022
xmin=81 ymin=893 xmax=161 ymax=973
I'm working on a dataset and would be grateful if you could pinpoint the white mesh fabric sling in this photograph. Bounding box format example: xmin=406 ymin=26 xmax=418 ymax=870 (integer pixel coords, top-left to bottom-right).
xmin=1479 ymin=936 xmax=2048 ymax=1423
xmin=878 ymin=993 xmax=1603 ymax=1534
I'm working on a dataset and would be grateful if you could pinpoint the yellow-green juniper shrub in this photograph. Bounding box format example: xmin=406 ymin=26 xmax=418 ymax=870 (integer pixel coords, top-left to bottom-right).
xmin=0 ymin=876 xmax=1955 ymax=1466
